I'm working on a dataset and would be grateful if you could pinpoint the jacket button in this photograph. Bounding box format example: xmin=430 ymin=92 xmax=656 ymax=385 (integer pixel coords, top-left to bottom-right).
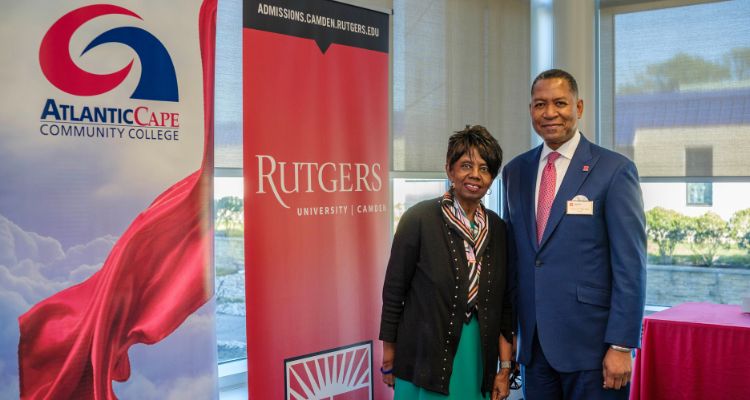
xmin=535 ymin=259 xmax=542 ymax=267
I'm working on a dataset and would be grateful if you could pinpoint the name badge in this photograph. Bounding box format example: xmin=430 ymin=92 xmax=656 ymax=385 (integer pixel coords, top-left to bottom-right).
xmin=567 ymin=195 xmax=593 ymax=215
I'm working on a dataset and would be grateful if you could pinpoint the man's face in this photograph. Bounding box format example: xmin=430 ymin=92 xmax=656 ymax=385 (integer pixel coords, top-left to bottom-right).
xmin=529 ymin=78 xmax=584 ymax=150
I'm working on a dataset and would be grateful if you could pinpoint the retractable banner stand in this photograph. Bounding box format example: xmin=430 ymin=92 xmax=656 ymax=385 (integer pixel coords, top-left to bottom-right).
xmin=0 ymin=1 xmax=218 ymax=399
xmin=243 ymin=0 xmax=390 ymax=399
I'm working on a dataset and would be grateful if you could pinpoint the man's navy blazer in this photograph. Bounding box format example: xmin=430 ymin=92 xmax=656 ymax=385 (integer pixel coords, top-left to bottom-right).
xmin=502 ymin=134 xmax=646 ymax=372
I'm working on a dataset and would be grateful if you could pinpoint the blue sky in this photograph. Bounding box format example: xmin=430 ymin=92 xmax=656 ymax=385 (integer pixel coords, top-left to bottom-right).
xmin=615 ymin=0 xmax=750 ymax=86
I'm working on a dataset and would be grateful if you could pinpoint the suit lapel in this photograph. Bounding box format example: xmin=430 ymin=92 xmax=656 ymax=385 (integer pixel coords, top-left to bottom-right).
xmin=520 ymin=147 xmax=542 ymax=250
xmin=538 ymin=136 xmax=600 ymax=248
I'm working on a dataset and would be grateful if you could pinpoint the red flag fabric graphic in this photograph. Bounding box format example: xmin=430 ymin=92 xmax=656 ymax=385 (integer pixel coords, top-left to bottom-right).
xmin=17 ymin=1 xmax=217 ymax=399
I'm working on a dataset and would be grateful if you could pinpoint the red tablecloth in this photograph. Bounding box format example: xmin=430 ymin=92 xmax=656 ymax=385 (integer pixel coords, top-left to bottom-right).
xmin=630 ymin=302 xmax=750 ymax=400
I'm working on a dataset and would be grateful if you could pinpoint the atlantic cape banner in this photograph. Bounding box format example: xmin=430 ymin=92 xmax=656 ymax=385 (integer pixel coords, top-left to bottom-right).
xmin=243 ymin=0 xmax=390 ymax=399
xmin=0 ymin=1 xmax=218 ymax=398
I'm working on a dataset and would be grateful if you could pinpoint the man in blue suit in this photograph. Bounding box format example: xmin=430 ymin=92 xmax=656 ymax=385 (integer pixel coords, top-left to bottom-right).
xmin=502 ymin=69 xmax=646 ymax=399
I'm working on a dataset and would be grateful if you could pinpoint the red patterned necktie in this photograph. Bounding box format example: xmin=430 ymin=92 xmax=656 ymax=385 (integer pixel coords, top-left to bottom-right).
xmin=536 ymin=151 xmax=561 ymax=244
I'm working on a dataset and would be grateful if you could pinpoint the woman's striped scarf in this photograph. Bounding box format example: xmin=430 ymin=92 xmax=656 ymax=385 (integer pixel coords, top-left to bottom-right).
xmin=441 ymin=191 xmax=489 ymax=322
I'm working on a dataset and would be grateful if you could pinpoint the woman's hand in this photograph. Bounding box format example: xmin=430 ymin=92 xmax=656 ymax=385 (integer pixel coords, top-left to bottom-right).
xmin=381 ymin=341 xmax=396 ymax=388
xmin=492 ymin=370 xmax=510 ymax=400
xmin=492 ymin=371 xmax=510 ymax=400
xmin=493 ymin=334 xmax=513 ymax=399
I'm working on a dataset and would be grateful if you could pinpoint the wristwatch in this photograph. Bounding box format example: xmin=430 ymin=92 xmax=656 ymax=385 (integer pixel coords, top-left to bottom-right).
xmin=610 ymin=344 xmax=632 ymax=353
xmin=500 ymin=360 xmax=512 ymax=369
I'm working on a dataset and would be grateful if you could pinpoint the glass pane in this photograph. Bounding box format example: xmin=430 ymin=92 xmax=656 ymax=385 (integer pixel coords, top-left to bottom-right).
xmin=609 ymin=0 xmax=750 ymax=307
xmin=214 ymin=176 xmax=246 ymax=363
xmin=215 ymin=0 xmax=243 ymax=169
xmin=392 ymin=179 xmax=448 ymax=229
xmin=686 ymin=182 xmax=712 ymax=206
xmin=641 ymin=181 xmax=750 ymax=307
xmin=392 ymin=0 xmax=528 ymax=172
xmin=613 ymin=0 xmax=750 ymax=176
xmin=392 ymin=178 xmax=501 ymax=232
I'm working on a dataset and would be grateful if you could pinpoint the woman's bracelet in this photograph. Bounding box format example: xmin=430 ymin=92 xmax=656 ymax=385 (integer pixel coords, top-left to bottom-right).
xmin=380 ymin=366 xmax=394 ymax=375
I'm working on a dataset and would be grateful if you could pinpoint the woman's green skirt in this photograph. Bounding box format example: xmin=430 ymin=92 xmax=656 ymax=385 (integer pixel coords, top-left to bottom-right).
xmin=394 ymin=316 xmax=487 ymax=400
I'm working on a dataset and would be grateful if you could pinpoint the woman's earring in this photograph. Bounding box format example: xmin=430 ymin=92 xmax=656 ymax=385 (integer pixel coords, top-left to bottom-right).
xmin=487 ymin=188 xmax=492 ymax=195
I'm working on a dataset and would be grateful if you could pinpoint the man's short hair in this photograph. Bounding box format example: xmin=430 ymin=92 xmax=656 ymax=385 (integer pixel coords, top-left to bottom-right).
xmin=531 ymin=68 xmax=579 ymax=98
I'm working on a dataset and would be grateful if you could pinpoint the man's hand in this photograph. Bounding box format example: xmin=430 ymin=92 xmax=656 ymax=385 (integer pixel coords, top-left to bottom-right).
xmin=492 ymin=369 xmax=511 ymax=400
xmin=602 ymin=347 xmax=632 ymax=390
xmin=381 ymin=341 xmax=396 ymax=388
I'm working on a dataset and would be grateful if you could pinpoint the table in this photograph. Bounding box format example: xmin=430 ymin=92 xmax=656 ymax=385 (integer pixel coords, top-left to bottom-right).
xmin=630 ymin=302 xmax=750 ymax=400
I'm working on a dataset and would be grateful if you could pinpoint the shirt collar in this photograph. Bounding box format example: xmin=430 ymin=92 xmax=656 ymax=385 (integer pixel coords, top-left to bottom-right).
xmin=540 ymin=130 xmax=581 ymax=162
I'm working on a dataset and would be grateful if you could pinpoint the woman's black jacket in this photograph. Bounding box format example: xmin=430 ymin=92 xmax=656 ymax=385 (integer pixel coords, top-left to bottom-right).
xmin=379 ymin=197 xmax=513 ymax=395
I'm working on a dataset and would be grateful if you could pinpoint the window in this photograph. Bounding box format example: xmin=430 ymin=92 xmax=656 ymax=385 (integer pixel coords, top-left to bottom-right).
xmin=686 ymin=182 xmax=712 ymax=206
xmin=391 ymin=0 xmax=524 ymax=230
xmin=391 ymin=177 xmax=502 ymax=231
xmin=214 ymin=0 xmax=246 ymax=380
xmin=214 ymin=176 xmax=246 ymax=364
xmin=392 ymin=179 xmax=448 ymax=229
xmin=685 ymin=147 xmax=712 ymax=178
xmin=685 ymin=147 xmax=713 ymax=206
xmin=392 ymin=0 xmax=531 ymax=173
xmin=600 ymin=0 xmax=750 ymax=307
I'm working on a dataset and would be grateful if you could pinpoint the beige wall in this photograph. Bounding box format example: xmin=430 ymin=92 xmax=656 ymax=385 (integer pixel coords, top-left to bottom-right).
xmin=634 ymin=125 xmax=750 ymax=177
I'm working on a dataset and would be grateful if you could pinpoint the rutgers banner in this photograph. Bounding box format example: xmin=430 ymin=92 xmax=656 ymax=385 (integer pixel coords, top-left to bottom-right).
xmin=0 ymin=1 xmax=217 ymax=399
xmin=243 ymin=0 xmax=390 ymax=399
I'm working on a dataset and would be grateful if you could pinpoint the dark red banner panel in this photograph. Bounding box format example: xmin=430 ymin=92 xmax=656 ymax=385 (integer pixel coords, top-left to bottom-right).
xmin=243 ymin=0 xmax=389 ymax=399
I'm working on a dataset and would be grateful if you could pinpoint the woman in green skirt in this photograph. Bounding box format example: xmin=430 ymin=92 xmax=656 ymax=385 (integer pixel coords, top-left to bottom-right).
xmin=379 ymin=125 xmax=514 ymax=400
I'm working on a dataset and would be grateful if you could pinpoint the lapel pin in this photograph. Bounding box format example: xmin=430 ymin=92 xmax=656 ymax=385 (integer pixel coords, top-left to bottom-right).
xmin=582 ymin=165 xmax=590 ymax=172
